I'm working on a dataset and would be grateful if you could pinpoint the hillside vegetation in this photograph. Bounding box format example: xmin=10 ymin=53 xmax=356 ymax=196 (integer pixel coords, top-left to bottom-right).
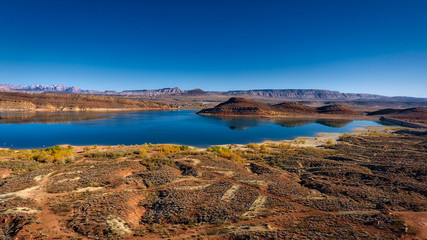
xmin=0 ymin=92 xmax=172 ymax=111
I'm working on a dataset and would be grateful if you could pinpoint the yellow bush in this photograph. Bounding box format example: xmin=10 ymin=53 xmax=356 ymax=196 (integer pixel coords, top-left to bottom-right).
xmin=214 ymin=147 xmax=245 ymax=164
xmin=260 ymin=144 xmax=269 ymax=153
xmin=246 ymin=143 xmax=259 ymax=150
xmin=267 ymin=143 xmax=277 ymax=148
xmin=278 ymin=143 xmax=291 ymax=150
xmin=16 ymin=146 xmax=73 ymax=163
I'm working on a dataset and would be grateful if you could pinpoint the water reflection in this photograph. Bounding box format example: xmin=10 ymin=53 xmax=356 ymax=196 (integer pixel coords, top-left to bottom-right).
xmin=198 ymin=115 xmax=271 ymax=130
xmin=203 ymin=115 xmax=353 ymax=129
xmin=314 ymin=119 xmax=352 ymax=128
xmin=0 ymin=112 xmax=107 ymax=124
xmin=274 ymin=119 xmax=317 ymax=128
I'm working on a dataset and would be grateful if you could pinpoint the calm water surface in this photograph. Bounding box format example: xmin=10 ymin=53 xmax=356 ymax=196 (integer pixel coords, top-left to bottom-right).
xmin=0 ymin=110 xmax=391 ymax=149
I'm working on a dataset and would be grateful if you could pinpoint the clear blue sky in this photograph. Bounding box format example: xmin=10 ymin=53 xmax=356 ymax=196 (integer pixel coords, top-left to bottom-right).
xmin=0 ymin=0 xmax=426 ymax=97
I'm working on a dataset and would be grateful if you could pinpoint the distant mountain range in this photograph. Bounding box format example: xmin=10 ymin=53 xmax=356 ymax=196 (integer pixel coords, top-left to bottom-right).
xmin=0 ymin=84 xmax=91 ymax=93
xmin=0 ymin=84 xmax=425 ymax=100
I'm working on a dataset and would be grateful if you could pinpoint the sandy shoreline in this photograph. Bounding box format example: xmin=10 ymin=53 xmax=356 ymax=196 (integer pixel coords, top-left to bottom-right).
xmin=217 ymin=125 xmax=404 ymax=150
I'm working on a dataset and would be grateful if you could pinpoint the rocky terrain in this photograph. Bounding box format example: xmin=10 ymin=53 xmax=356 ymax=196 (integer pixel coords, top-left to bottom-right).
xmin=0 ymin=126 xmax=425 ymax=239
xmin=0 ymin=92 xmax=172 ymax=112
xmin=197 ymin=97 xmax=360 ymax=116
xmin=368 ymin=107 xmax=427 ymax=124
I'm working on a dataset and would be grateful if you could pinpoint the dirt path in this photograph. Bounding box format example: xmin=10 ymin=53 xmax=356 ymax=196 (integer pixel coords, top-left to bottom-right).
xmin=394 ymin=211 xmax=427 ymax=239
xmin=10 ymin=160 xmax=89 ymax=239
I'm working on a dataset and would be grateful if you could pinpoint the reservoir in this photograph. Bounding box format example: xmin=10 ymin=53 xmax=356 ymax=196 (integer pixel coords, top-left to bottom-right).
xmin=0 ymin=110 xmax=392 ymax=149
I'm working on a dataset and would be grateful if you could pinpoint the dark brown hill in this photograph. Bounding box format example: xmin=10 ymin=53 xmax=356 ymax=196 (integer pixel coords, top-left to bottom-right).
xmin=197 ymin=97 xmax=274 ymax=115
xmin=368 ymin=107 xmax=427 ymax=116
xmin=198 ymin=97 xmax=360 ymax=116
xmin=368 ymin=107 xmax=427 ymax=123
xmin=316 ymin=104 xmax=360 ymax=115
xmin=0 ymin=92 xmax=171 ymax=111
xmin=181 ymin=88 xmax=208 ymax=96
xmin=273 ymin=102 xmax=317 ymax=114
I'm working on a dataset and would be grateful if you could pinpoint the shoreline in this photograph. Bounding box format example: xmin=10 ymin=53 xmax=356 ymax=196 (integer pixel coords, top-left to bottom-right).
xmin=218 ymin=125 xmax=403 ymax=149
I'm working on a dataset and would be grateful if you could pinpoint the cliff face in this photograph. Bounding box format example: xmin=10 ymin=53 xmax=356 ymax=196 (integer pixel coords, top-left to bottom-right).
xmin=198 ymin=97 xmax=361 ymax=116
xmin=227 ymin=89 xmax=385 ymax=100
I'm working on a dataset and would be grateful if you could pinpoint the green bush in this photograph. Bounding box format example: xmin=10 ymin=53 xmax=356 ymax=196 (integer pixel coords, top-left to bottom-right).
xmin=140 ymin=153 xmax=176 ymax=171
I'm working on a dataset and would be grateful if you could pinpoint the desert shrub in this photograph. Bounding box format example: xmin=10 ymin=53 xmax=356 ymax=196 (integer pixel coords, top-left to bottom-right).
xmin=180 ymin=145 xmax=189 ymax=151
xmin=15 ymin=146 xmax=73 ymax=163
xmin=0 ymin=150 xmax=15 ymax=157
xmin=212 ymin=146 xmax=221 ymax=153
xmin=339 ymin=133 xmax=348 ymax=140
xmin=51 ymin=203 xmax=72 ymax=215
xmin=267 ymin=143 xmax=277 ymax=148
xmin=159 ymin=144 xmax=189 ymax=154
xmin=140 ymin=153 xmax=176 ymax=171
xmin=278 ymin=143 xmax=291 ymax=150
xmin=85 ymin=151 xmax=124 ymax=159
xmin=0 ymin=160 xmax=43 ymax=172
xmin=298 ymin=147 xmax=328 ymax=158
xmin=246 ymin=143 xmax=259 ymax=150
xmin=260 ymin=144 xmax=268 ymax=153
xmin=210 ymin=146 xmax=245 ymax=164
xmin=135 ymin=147 xmax=148 ymax=157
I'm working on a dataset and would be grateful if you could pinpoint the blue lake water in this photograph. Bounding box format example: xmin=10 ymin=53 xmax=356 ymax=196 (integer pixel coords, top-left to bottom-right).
xmin=0 ymin=110 xmax=392 ymax=149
